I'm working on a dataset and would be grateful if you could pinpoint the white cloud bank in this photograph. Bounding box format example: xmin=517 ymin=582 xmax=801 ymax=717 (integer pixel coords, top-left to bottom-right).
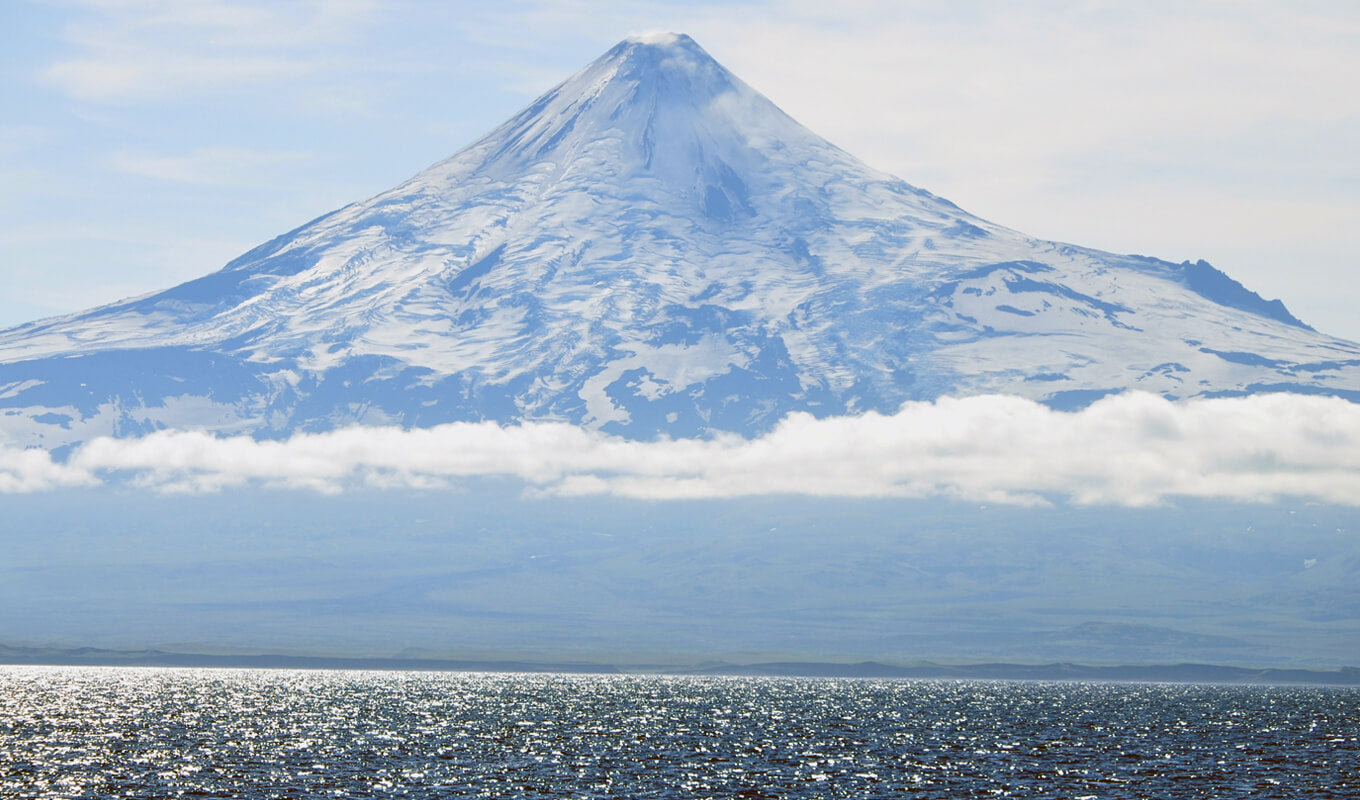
xmin=3 ymin=393 xmax=1360 ymax=506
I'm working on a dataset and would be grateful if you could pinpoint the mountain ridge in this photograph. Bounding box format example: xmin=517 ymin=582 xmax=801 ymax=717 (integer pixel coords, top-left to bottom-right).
xmin=2 ymin=33 xmax=1358 ymax=448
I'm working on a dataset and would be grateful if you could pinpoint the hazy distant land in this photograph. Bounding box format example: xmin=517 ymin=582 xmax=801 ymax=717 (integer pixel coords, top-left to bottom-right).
xmin=2 ymin=642 xmax=1356 ymax=686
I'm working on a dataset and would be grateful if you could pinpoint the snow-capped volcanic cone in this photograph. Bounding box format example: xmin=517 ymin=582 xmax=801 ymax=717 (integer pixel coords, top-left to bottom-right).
xmin=2 ymin=33 xmax=1358 ymax=448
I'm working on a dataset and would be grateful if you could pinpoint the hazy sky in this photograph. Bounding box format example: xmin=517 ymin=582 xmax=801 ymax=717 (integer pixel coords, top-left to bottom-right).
xmin=2 ymin=0 xmax=1358 ymax=342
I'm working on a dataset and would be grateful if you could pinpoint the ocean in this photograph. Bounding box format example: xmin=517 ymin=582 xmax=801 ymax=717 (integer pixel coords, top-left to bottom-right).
xmin=1 ymin=666 xmax=1355 ymax=798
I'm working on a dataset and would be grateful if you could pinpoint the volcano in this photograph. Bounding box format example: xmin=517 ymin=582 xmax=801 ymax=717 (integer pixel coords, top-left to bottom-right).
xmin=3 ymin=32 xmax=1358 ymax=449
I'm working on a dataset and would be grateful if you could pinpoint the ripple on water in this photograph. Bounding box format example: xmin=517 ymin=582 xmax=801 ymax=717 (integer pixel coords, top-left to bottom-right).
xmin=0 ymin=667 xmax=1356 ymax=798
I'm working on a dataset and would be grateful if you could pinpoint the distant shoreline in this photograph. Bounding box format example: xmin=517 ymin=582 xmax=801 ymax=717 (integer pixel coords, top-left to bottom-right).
xmin=2 ymin=644 xmax=1356 ymax=686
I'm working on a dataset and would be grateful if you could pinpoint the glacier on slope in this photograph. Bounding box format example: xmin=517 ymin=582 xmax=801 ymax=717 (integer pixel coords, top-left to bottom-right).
xmin=2 ymin=33 xmax=1359 ymax=449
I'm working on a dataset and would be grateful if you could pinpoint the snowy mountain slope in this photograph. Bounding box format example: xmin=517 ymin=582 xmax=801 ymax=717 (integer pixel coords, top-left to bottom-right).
xmin=2 ymin=33 xmax=1358 ymax=449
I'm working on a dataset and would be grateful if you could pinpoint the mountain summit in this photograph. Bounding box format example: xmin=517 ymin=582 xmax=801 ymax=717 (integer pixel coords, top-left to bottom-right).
xmin=2 ymin=34 xmax=1358 ymax=447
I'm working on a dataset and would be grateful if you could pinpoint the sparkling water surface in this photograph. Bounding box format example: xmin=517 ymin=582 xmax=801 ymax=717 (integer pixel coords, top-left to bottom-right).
xmin=1 ymin=667 xmax=1355 ymax=798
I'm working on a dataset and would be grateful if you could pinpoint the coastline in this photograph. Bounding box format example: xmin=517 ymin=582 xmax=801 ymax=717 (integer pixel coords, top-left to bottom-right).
xmin=3 ymin=643 xmax=1356 ymax=685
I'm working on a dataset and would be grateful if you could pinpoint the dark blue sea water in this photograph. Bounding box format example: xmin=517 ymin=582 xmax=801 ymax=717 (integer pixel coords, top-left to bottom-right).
xmin=1 ymin=667 xmax=1355 ymax=798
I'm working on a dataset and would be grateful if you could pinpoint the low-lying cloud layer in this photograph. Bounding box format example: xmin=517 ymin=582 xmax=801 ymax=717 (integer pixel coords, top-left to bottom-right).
xmin=3 ymin=392 xmax=1359 ymax=506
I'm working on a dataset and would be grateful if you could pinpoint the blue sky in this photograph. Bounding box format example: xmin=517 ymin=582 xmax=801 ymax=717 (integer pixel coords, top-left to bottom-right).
xmin=2 ymin=0 xmax=1358 ymax=341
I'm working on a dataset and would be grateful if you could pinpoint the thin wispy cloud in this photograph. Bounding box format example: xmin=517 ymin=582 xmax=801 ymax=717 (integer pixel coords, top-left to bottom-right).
xmin=109 ymin=147 xmax=311 ymax=186
xmin=5 ymin=393 xmax=1359 ymax=506
xmin=40 ymin=0 xmax=377 ymax=102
